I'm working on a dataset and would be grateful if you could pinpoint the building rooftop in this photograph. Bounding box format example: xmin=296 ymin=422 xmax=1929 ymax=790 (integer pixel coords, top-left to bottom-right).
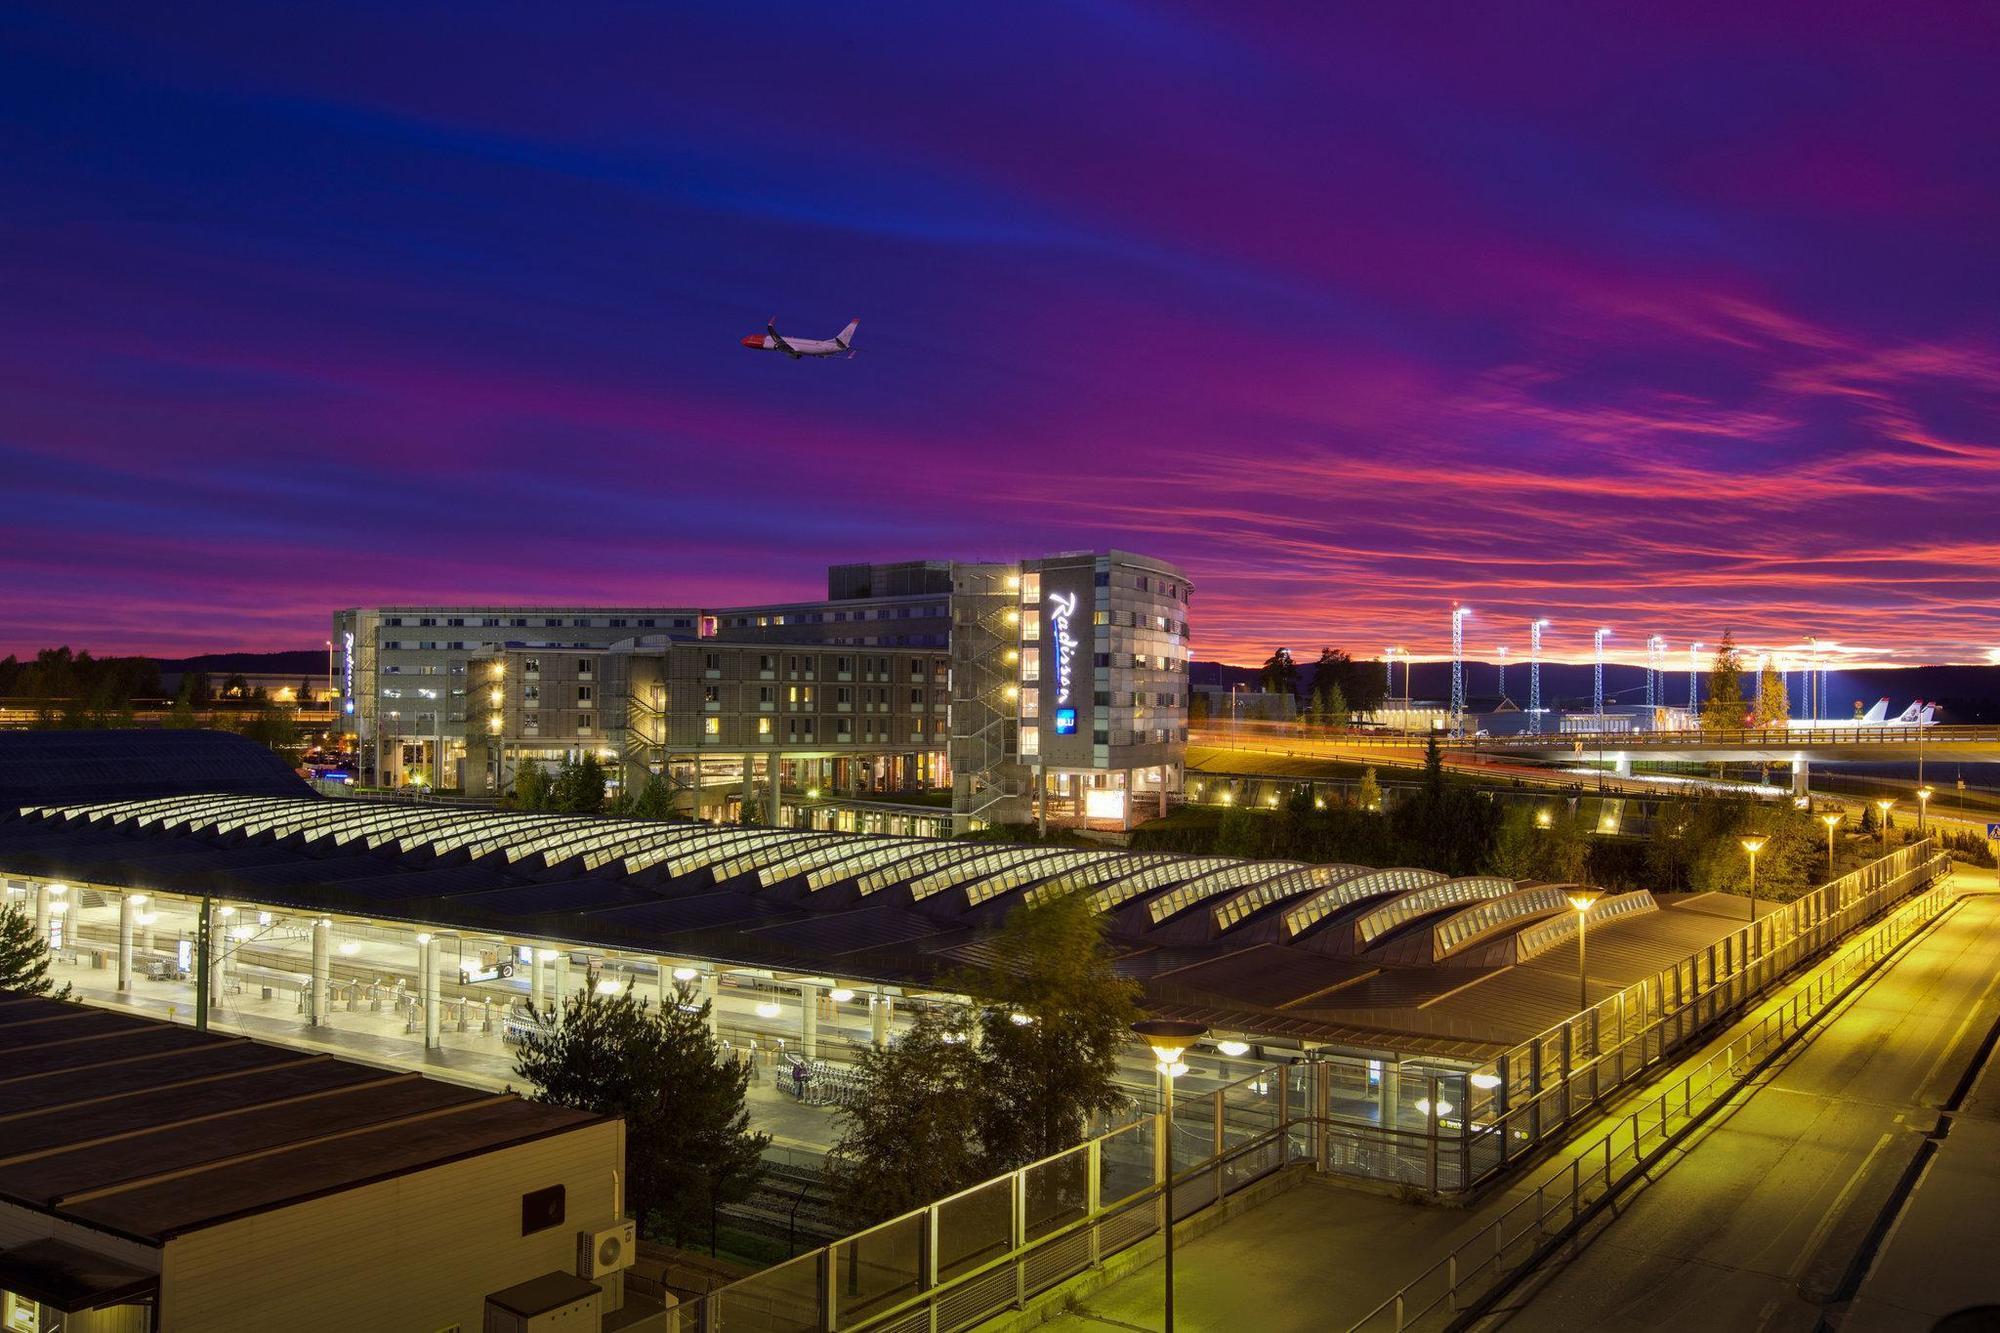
xmin=0 ymin=992 xmax=603 ymax=1246
xmin=0 ymin=786 xmax=1753 ymax=1059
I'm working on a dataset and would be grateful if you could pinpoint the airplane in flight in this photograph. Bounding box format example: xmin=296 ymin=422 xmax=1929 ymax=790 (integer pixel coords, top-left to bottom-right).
xmin=1787 ymin=699 xmax=1937 ymax=729
xmin=741 ymin=318 xmax=858 ymax=359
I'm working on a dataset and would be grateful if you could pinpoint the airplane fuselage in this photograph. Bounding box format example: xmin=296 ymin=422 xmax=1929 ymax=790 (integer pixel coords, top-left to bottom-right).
xmin=740 ymin=334 xmax=845 ymax=356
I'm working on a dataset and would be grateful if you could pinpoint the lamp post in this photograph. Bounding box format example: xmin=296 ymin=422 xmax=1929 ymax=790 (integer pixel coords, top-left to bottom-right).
xmin=1132 ymin=1018 xmax=1206 ymax=1333
xmin=1530 ymin=619 xmax=1550 ymax=734
xmin=1876 ymin=799 xmax=1895 ymax=849
xmin=1740 ymin=835 xmax=1768 ymax=923
xmin=1566 ymin=891 xmax=1601 ymax=1013
xmin=1820 ymin=813 xmax=1842 ymax=881
xmin=1916 ymin=786 xmax=1933 ymax=835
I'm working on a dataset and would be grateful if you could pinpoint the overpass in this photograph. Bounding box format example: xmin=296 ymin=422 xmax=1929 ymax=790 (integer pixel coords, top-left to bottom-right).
xmin=1191 ymin=721 xmax=2000 ymax=799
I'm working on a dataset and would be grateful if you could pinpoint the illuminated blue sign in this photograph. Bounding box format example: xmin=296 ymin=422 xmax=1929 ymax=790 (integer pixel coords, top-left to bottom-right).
xmin=1054 ymin=707 xmax=1078 ymax=735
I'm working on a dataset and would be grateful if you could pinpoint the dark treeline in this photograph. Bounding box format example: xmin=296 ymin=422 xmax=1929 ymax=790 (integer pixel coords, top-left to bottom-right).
xmin=0 ymin=647 xmax=161 ymax=710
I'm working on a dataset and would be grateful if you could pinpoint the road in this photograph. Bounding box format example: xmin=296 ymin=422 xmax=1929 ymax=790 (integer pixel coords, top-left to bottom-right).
xmin=1478 ymin=880 xmax=2000 ymax=1331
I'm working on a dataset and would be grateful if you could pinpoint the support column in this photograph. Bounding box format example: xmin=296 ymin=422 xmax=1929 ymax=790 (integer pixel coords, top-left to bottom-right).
xmin=741 ymin=757 xmax=755 ymax=822
xmin=768 ymin=753 xmax=783 ymax=826
xmin=117 ymin=892 xmax=134 ymax=992
xmin=34 ymin=883 xmax=50 ymax=944
xmin=208 ymin=903 xmax=226 ymax=1009
xmin=799 ymin=982 xmax=819 ymax=1061
xmin=1376 ymin=1060 xmax=1401 ymax=1133
xmin=311 ymin=918 xmax=331 ymax=1026
xmin=1614 ymin=754 xmax=1632 ymax=778
xmin=701 ymin=970 xmax=719 ymax=1037
xmin=552 ymin=951 xmax=571 ymax=1021
xmin=1793 ymin=758 xmax=1810 ymax=800
xmin=421 ymin=934 xmax=441 ymax=1049
xmin=530 ymin=946 xmax=546 ymax=1012
xmin=657 ymin=957 xmax=675 ymax=1012
xmin=871 ymin=989 xmax=891 ymax=1048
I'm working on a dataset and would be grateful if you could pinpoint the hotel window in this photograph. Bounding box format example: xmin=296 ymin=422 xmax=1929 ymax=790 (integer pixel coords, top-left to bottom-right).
xmin=1021 ymin=572 xmax=1040 ymax=602
xmin=609 ymin=618 xmax=627 ymax=628
xmin=1020 ymin=646 xmax=1040 ymax=682
xmin=482 ymin=617 xmax=500 ymax=627
xmin=1022 ymin=609 xmax=1040 ymax=640
xmin=758 ymin=716 xmax=772 ymax=735
xmin=703 ymin=717 xmax=719 ymax=736
xmin=1019 ymin=729 xmax=1040 ymax=757
xmin=577 ymin=686 xmax=592 ymax=703
xmin=510 ymin=617 xmax=527 ymax=627
xmin=447 ymin=617 xmax=465 ymax=627
xmin=1019 ymin=687 xmax=1039 ymax=720
xmin=578 ymin=713 xmax=594 ymax=734
xmin=545 ymin=618 xmax=561 ymax=627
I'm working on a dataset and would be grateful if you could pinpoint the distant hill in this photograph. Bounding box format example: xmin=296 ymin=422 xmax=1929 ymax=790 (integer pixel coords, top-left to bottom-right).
xmin=155 ymin=650 xmax=327 ymax=676
xmin=1194 ymin=659 xmax=2000 ymax=724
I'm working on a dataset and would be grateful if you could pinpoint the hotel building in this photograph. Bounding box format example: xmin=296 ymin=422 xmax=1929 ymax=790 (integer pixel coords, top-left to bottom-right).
xmin=336 ymin=551 xmax=1189 ymax=831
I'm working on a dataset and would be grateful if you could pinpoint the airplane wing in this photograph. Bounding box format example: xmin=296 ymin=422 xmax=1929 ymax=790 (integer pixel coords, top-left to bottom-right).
xmin=768 ymin=320 xmax=802 ymax=359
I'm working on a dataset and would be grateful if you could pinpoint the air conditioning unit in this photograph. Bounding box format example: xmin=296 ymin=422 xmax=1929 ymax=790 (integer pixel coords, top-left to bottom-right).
xmin=577 ymin=1220 xmax=635 ymax=1279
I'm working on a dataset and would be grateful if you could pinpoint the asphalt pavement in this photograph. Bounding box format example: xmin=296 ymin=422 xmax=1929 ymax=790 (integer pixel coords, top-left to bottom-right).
xmin=1479 ymin=877 xmax=2000 ymax=1330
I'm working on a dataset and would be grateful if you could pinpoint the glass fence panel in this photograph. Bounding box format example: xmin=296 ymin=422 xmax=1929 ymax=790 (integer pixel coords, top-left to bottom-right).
xmin=935 ymin=1175 xmax=1013 ymax=1283
xmin=1023 ymin=1145 xmax=1092 ymax=1243
xmin=709 ymin=1249 xmax=821 ymax=1333
xmin=1097 ymin=1119 xmax=1155 ymax=1209
xmin=827 ymin=1210 xmax=924 ymax=1326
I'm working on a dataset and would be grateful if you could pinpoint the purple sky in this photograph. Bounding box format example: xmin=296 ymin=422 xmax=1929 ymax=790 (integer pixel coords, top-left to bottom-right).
xmin=3 ymin=4 xmax=1998 ymax=668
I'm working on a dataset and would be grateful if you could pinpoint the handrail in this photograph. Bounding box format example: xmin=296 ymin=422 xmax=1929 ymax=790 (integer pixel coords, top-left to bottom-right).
xmin=1350 ymin=873 xmax=1958 ymax=1331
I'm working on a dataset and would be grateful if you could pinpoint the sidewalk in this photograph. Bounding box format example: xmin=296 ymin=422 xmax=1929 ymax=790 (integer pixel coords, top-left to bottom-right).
xmin=1036 ymin=871 xmax=1973 ymax=1332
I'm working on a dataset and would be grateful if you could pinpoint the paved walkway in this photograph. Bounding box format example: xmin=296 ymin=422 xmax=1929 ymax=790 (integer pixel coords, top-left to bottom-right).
xmin=1034 ymin=870 xmax=1986 ymax=1332
xmin=1478 ymin=880 xmax=2000 ymax=1329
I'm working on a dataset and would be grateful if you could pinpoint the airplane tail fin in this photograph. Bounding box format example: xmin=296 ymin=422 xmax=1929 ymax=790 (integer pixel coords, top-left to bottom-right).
xmin=1862 ymin=698 xmax=1890 ymax=724
xmin=836 ymin=319 xmax=859 ymax=349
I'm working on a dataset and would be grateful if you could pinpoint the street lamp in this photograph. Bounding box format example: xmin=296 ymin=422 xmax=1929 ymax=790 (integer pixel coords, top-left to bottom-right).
xmin=1566 ymin=891 xmax=1601 ymax=1013
xmin=1740 ymin=835 xmax=1768 ymax=923
xmin=1916 ymin=786 xmax=1933 ymax=835
xmin=1132 ymin=1018 xmax=1206 ymax=1333
xmin=1876 ymin=799 xmax=1895 ymax=849
xmin=1820 ymin=813 xmax=1842 ymax=881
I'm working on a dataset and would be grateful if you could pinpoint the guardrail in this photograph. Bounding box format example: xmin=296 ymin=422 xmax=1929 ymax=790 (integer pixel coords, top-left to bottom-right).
xmin=678 ymin=843 xmax=1951 ymax=1331
xmin=1447 ymin=842 xmax=1949 ymax=1190
xmin=1351 ymin=870 xmax=1960 ymax=1331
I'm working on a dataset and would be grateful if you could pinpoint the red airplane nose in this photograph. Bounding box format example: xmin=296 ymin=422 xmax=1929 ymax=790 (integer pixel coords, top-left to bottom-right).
xmin=741 ymin=334 xmax=764 ymax=349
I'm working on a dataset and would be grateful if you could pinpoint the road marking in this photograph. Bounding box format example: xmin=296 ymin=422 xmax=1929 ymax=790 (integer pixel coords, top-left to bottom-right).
xmin=1787 ymin=1129 xmax=1897 ymax=1281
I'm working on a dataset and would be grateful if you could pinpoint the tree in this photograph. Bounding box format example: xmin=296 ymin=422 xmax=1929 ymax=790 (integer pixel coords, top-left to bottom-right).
xmin=552 ymin=753 xmax=607 ymax=814
xmin=1489 ymin=806 xmax=1591 ymax=883
xmin=222 ymin=673 xmax=249 ymax=699
xmin=957 ymin=891 xmax=1142 ymax=1170
xmin=629 ymin=770 xmax=676 ymax=820
xmin=827 ymin=1006 xmax=988 ymax=1226
xmin=1754 ymin=661 xmax=1790 ymax=728
xmin=239 ymin=703 xmax=304 ymax=765
xmin=1306 ymin=648 xmax=1349 ymax=723
xmin=0 ymin=904 xmax=69 ymax=998
xmin=1701 ymin=631 xmax=1749 ymax=729
xmin=1356 ymin=766 xmax=1384 ymax=812
xmin=514 ymin=984 xmax=766 ymax=1245
xmin=1258 ymin=649 xmax=1299 ymax=700
xmin=512 ymin=762 xmax=553 ymax=811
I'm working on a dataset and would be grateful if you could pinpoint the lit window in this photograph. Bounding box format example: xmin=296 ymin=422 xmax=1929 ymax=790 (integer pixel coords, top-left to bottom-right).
xmin=1021 ymin=572 xmax=1040 ymax=603
xmin=1021 ymin=647 xmax=1041 ymax=682
xmin=1020 ymin=729 xmax=1039 ymax=757
xmin=1019 ymin=687 xmax=1039 ymax=720
xmin=1022 ymin=609 xmax=1040 ymax=640
xmin=704 ymin=717 xmax=720 ymax=736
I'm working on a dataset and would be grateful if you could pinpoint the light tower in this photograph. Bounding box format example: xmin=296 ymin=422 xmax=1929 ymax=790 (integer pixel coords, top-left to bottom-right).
xmin=1805 ymin=636 xmax=1819 ymax=720
xmin=1646 ymin=635 xmax=1666 ymax=708
xmin=1689 ymin=642 xmax=1704 ymax=712
xmin=1529 ymin=619 xmax=1551 ymax=733
xmin=1450 ymin=605 xmax=1471 ymax=729
xmin=1593 ymin=628 xmax=1611 ymax=719
xmin=1495 ymin=645 xmax=1509 ymax=701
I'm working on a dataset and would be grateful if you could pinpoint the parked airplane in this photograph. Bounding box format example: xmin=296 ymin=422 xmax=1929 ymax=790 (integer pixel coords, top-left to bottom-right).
xmin=1787 ymin=699 xmax=1936 ymax=728
xmin=741 ymin=318 xmax=858 ymax=359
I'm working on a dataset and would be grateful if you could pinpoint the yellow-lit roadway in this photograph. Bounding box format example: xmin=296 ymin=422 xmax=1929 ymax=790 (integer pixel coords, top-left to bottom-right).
xmin=1476 ymin=873 xmax=2000 ymax=1330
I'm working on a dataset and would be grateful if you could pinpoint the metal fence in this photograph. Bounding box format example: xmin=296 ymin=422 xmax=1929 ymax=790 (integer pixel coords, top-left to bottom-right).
xmin=1351 ymin=870 xmax=1960 ymax=1331
xmin=677 ymin=842 xmax=1950 ymax=1331
xmin=1447 ymin=840 xmax=1950 ymax=1189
